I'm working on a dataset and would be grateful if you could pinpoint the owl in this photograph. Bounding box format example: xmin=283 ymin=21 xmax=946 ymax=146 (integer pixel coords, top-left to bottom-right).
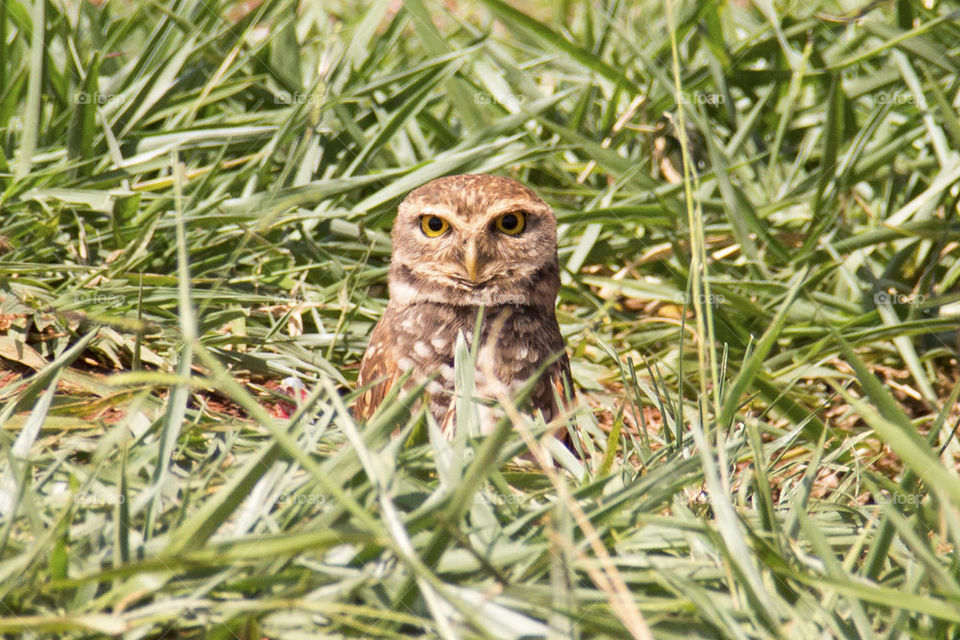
xmin=354 ymin=174 xmax=573 ymax=435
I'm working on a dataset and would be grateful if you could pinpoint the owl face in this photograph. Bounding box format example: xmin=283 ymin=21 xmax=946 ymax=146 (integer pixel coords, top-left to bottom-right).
xmin=387 ymin=174 xmax=560 ymax=309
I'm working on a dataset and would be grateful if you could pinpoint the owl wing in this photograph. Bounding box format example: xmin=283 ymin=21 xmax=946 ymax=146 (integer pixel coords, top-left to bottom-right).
xmin=521 ymin=311 xmax=574 ymax=423
xmin=354 ymin=317 xmax=403 ymax=421
xmin=540 ymin=350 xmax=575 ymax=420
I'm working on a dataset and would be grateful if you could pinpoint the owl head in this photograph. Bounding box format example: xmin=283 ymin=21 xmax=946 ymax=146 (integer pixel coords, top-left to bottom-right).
xmin=387 ymin=174 xmax=561 ymax=309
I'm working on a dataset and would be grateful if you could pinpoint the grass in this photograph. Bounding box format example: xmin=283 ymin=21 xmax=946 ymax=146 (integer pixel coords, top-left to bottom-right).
xmin=1 ymin=0 xmax=960 ymax=637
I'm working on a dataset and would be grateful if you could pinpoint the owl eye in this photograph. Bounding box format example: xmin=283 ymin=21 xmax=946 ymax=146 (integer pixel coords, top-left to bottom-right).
xmin=420 ymin=215 xmax=449 ymax=237
xmin=494 ymin=211 xmax=525 ymax=235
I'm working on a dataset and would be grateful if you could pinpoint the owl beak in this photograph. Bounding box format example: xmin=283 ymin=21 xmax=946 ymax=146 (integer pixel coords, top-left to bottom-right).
xmin=464 ymin=241 xmax=479 ymax=282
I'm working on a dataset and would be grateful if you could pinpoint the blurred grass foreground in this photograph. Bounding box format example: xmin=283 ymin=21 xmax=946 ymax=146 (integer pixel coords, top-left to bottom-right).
xmin=1 ymin=0 xmax=960 ymax=637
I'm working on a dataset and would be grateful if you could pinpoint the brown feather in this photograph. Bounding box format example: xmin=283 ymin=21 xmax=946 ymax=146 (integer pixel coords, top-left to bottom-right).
xmin=354 ymin=318 xmax=401 ymax=421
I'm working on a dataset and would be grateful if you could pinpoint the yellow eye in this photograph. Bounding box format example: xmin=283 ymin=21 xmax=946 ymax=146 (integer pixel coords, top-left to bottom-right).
xmin=495 ymin=211 xmax=525 ymax=235
xmin=420 ymin=215 xmax=449 ymax=237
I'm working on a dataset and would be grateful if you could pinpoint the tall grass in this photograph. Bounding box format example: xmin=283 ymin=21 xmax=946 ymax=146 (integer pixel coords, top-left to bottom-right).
xmin=1 ymin=0 xmax=959 ymax=637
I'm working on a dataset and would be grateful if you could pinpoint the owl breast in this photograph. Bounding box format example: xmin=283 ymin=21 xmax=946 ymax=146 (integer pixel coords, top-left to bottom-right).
xmin=357 ymin=300 xmax=571 ymax=434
